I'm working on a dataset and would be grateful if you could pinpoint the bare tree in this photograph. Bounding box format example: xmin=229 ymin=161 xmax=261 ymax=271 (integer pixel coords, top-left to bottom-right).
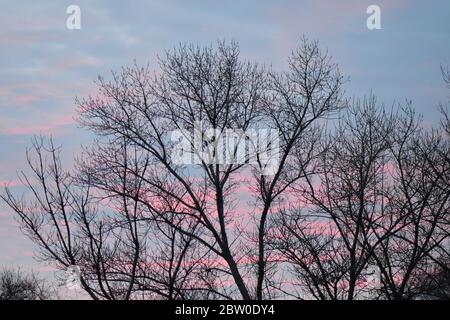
xmin=251 ymin=38 xmax=345 ymax=299
xmin=2 ymin=38 xmax=344 ymax=300
xmin=1 ymin=137 xmax=211 ymax=300
xmin=269 ymin=98 xmax=397 ymax=299
xmin=3 ymin=38 xmax=447 ymax=300
xmin=269 ymin=97 xmax=450 ymax=300
xmin=0 ymin=267 xmax=54 ymax=300
xmin=409 ymin=66 xmax=450 ymax=300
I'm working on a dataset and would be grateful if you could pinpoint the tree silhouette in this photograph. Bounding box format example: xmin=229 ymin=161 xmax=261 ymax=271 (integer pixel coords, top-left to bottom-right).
xmin=1 ymin=39 xmax=448 ymax=300
xmin=0 ymin=267 xmax=54 ymax=300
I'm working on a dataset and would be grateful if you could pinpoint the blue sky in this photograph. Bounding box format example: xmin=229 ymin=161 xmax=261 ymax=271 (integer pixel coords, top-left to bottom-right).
xmin=0 ymin=0 xmax=449 ymax=275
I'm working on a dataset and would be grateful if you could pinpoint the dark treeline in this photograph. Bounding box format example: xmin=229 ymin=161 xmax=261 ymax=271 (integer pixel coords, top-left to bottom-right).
xmin=0 ymin=267 xmax=54 ymax=300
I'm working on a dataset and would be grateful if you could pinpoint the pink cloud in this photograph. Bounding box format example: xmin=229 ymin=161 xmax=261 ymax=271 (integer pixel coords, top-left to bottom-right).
xmin=0 ymin=33 xmax=64 ymax=46
xmin=0 ymin=180 xmax=19 ymax=188
xmin=0 ymin=115 xmax=75 ymax=135
xmin=9 ymin=94 xmax=41 ymax=107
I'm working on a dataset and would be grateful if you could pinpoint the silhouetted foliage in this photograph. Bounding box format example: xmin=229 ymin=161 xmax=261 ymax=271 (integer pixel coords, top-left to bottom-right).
xmin=0 ymin=267 xmax=54 ymax=300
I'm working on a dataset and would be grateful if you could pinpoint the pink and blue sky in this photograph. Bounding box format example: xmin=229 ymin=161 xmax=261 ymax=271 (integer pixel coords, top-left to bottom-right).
xmin=1 ymin=0 xmax=449 ymax=276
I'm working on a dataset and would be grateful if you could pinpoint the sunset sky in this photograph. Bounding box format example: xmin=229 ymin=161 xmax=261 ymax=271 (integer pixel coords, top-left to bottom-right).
xmin=1 ymin=0 xmax=449 ymax=277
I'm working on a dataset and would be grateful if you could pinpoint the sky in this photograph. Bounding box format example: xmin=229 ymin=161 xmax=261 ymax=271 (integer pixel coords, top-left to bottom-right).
xmin=0 ymin=0 xmax=449 ymax=280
